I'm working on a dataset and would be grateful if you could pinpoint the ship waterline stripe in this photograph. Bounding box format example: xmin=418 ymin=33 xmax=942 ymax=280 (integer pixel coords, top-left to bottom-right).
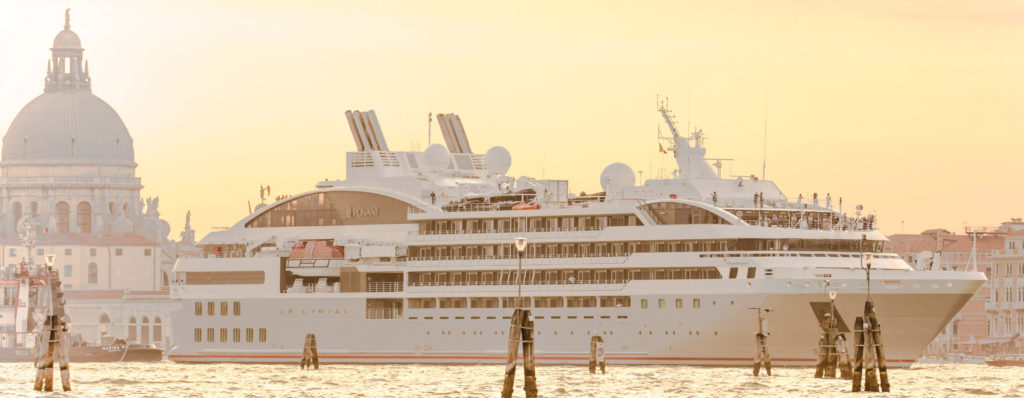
xmin=168 ymin=354 xmax=914 ymax=363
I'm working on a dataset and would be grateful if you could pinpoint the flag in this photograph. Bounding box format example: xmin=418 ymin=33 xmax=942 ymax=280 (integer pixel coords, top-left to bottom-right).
xmin=659 ymin=142 xmax=666 ymax=154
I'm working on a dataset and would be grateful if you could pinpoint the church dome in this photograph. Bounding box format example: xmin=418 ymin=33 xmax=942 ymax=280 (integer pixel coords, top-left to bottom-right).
xmin=53 ymin=30 xmax=81 ymax=49
xmin=1 ymin=9 xmax=134 ymax=166
xmin=2 ymin=92 xmax=135 ymax=165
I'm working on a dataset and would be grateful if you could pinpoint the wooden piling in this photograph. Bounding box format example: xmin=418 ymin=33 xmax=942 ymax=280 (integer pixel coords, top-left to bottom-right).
xmin=501 ymin=309 xmax=537 ymax=398
xmin=301 ymin=333 xmax=319 ymax=370
xmin=852 ymin=300 xmax=890 ymax=393
xmin=836 ymin=334 xmax=853 ymax=380
xmin=751 ymin=307 xmax=771 ymax=376
xmin=589 ymin=335 xmax=606 ymax=374
xmin=865 ymin=300 xmax=890 ymax=392
xmin=851 ymin=316 xmax=864 ymax=392
xmin=814 ymin=333 xmax=827 ymax=378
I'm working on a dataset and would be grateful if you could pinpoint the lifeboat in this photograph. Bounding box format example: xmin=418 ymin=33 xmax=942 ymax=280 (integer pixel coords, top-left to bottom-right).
xmin=512 ymin=201 xmax=541 ymax=210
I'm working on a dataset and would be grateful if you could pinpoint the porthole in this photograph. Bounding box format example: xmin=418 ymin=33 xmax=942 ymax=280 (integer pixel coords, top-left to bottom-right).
xmin=714 ymin=331 xmax=718 ymax=336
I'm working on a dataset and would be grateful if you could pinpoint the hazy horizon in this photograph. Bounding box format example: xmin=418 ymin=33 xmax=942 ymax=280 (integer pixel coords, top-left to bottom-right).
xmin=1 ymin=1 xmax=1021 ymax=239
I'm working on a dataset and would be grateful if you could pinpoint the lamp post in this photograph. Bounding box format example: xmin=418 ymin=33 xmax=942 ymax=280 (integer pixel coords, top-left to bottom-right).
xmin=860 ymin=234 xmax=872 ymax=299
xmin=515 ymin=237 xmax=528 ymax=308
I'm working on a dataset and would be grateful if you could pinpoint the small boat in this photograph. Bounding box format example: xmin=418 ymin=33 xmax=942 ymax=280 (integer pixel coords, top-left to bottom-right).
xmin=1 ymin=339 xmax=164 ymax=363
xmin=985 ymin=353 xmax=1024 ymax=366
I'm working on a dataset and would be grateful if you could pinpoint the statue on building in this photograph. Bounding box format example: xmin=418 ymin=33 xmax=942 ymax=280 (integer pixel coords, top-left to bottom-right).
xmin=180 ymin=211 xmax=196 ymax=246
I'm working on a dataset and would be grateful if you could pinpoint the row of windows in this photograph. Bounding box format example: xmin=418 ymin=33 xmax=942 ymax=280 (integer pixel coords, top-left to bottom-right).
xmin=407 ymin=268 xmax=722 ymax=287
xmin=639 ymin=298 xmax=706 ymax=309
xmin=991 ymin=262 xmax=1024 ymax=278
xmin=407 ymin=296 xmax=631 ymax=309
xmin=194 ymin=301 xmax=242 ymax=316
xmin=194 ymin=327 xmax=266 ymax=343
xmin=418 ymin=214 xmax=642 ymax=235
xmin=408 ymin=238 xmax=884 ymax=261
xmin=6 ymin=247 xmax=149 ymax=257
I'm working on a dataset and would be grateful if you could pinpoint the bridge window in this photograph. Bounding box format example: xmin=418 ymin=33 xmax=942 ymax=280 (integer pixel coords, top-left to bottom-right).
xmin=641 ymin=202 xmax=726 ymax=225
xmin=245 ymin=191 xmax=412 ymax=228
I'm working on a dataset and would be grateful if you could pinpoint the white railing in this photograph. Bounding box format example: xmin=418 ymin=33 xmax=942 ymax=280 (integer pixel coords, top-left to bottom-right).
xmin=366 ymin=282 xmax=403 ymax=293
xmin=366 ymin=308 xmax=403 ymax=319
xmin=404 ymin=255 xmax=628 ymax=267
xmin=406 ymin=281 xmax=628 ymax=292
xmin=411 ymin=228 xmax=603 ymax=241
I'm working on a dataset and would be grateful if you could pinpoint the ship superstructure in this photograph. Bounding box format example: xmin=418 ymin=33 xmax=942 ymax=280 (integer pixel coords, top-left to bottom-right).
xmin=168 ymin=105 xmax=984 ymax=366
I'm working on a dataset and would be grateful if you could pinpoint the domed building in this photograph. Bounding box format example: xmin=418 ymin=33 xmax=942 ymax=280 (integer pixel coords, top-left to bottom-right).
xmin=2 ymin=10 xmax=144 ymax=238
xmin=0 ymin=10 xmax=191 ymax=348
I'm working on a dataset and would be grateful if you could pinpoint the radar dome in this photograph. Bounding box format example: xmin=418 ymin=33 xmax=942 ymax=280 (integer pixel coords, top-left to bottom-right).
xmin=423 ymin=143 xmax=452 ymax=170
xmin=485 ymin=146 xmax=512 ymax=175
xmin=600 ymin=162 xmax=635 ymax=191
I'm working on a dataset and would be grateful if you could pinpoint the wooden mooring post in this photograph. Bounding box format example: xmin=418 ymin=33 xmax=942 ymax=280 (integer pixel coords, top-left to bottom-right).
xmin=852 ymin=300 xmax=889 ymax=392
xmin=751 ymin=307 xmax=771 ymax=376
xmin=33 ymin=276 xmax=71 ymax=392
xmin=501 ymin=308 xmax=537 ymax=398
xmin=589 ymin=335 xmax=606 ymax=374
xmin=301 ymin=333 xmax=319 ymax=370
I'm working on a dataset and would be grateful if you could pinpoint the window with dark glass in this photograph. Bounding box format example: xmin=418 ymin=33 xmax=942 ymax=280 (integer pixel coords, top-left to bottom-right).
xmin=245 ymin=191 xmax=412 ymax=228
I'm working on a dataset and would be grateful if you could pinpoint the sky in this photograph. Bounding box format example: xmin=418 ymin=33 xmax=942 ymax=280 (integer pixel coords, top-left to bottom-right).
xmin=0 ymin=1 xmax=1022 ymax=239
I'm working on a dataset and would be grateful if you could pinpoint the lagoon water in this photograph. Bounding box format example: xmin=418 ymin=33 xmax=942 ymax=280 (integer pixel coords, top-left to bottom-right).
xmin=1 ymin=362 xmax=1022 ymax=397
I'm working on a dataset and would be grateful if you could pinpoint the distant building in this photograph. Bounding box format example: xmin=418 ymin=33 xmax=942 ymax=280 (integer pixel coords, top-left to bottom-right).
xmin=888 ymin=220 xmax=1024 ymax=357
xmin=985 ymin=221 xmax=1024 ymax=353
xmin=0 ymin=10 xmax=193 ymax=347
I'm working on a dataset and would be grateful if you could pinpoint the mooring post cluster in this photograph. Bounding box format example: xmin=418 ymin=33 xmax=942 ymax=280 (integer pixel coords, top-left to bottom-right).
xmin=301 ymin=333 xmax=319 ymax=370
xmin=751 ymin=307 xmax=771 ymax=376
xmin=31 ymin=250 xmax=71 ymax=392
xmin=500 ymin=237 xmax=538 ymax=398
xmin=589 ymin=335 xmax=606 ymax=374
xmin=852 ymin=300 xmax=890 ymax=392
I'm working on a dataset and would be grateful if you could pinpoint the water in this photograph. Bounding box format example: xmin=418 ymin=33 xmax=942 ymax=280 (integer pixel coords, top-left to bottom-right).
xmin=1 ymin=363 xmax=1021 ymax=397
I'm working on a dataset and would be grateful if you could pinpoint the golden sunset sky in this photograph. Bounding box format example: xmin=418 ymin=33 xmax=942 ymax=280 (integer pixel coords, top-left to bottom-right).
xmin=1 ymin=1 xmax=1021 ymax=238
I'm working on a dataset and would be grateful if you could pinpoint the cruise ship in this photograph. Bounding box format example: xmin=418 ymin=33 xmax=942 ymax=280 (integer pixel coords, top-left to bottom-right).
xmin=168 ymin=105 xmax=985 ymax=366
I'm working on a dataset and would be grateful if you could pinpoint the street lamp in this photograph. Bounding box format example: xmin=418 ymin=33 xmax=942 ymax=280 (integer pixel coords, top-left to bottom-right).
xmin=515 ymin=237 xmax=528 ymax=308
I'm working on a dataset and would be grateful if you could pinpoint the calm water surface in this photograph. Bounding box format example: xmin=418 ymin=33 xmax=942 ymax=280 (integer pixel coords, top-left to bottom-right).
xmin=1 ymin=362 xmax=1021 ymax=397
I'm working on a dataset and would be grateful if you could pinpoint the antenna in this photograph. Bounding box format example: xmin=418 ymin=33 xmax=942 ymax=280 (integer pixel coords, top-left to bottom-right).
xmin=427 ymin=110 xmax=432 ymax=146
xmin=687 ymin=90 xmax=691 ymax=135
xmin=761 ymin=98 xmax=767 ymax=180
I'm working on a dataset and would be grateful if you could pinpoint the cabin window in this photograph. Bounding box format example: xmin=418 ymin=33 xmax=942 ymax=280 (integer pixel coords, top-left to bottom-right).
xmin=534 ymin=297 xmax=564 ymax=308
xmin=220 ymin=328 xmax=228 ymax=342
xmin=693 ymin=298 xmax=701 ymax=309
xmin=729 ymin=268 xmax=738 ymax=279
xmin=220 ymin=302 xmax=228 ymax=316
xmin=208 ymin=302 xmax=215 ymax=316
xmin=233 ymin=302 xmax=241 ymax=316
xmin=641 ymin=299 xmax=649 ymax=309
xmin=470 ymin=297 xmax=499 ymax=308
xmin=233 ymin=328 xmax=241 ymax=343
xmin=194 ymin=302 xmax=202 ymax=316
xmin=439 ymin=297 xmax=468 ymax=308
xmin=206 ymin=328 xmax=214 ymax=342
xmin=246 ymin=328 xmax=254 ymax=343
xmin=676 ymin=298 xmax=683 ymax=309
xmin=259 ymin=328 xmax=267 ymax=343
xmin=658 ymin=298 xmax=666 ymax=309
xmin=600 ymin=296 xmax=630 ymax=307
xmin=747 ymin=267 xmax=756 ymax=279
xmin=194 ymin=328 xmax=202 ymax=342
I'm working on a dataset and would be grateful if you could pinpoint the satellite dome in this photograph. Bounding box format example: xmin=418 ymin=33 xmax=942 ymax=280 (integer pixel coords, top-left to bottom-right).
xmin=600 ymin=162 xmax=635 ymax=191
xmin=423 ymin=143 xmax=451 ymax=170
xmin=484 ymin=146 xmax=511 ymax=175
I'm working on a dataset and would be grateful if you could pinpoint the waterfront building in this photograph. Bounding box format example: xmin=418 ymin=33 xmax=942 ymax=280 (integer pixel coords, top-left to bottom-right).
xmin=0 ymin=10 xmax=191 ymax=347
xmin=888 ymin=220 xmax=1024 ymax=357
xmin=986 ymin=221 xmax=1024 ymax=353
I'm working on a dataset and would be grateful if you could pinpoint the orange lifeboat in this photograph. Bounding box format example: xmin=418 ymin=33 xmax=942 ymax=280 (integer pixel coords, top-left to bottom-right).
xmin=512 ymin=201 xmax=541 ymax=210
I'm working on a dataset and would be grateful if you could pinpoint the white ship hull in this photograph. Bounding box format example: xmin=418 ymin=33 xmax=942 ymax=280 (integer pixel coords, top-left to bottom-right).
xmin=169 ymin=270 xmax=982 ymax=367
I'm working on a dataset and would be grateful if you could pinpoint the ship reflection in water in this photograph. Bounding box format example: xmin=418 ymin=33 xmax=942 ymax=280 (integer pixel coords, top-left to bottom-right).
xmin=0 ymin=363 xmax=1021 ymax=397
